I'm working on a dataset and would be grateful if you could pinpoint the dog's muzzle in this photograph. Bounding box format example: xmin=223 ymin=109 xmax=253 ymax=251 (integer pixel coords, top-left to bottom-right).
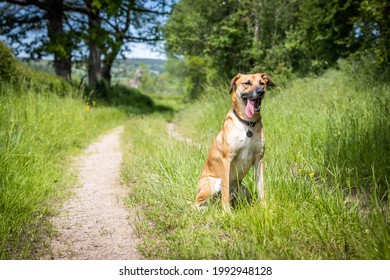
xmin=256 ymin=87 xmax=265 ymax=99
xmin=243 ymin=97 xmax=262 ymax=112
xmin=243 ymin=88 xmax=265 ymax=113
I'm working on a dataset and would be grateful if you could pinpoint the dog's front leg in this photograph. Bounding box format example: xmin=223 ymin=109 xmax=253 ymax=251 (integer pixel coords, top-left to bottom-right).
xmin=254 ymin=157 xmax=266 ymax=203
xmin=221 ymin=158 xmax=231 ymax=213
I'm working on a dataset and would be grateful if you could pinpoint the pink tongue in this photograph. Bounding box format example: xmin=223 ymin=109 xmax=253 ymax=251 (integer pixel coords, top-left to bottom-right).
xmin=245 ymin=100 xmax=255 ymax=118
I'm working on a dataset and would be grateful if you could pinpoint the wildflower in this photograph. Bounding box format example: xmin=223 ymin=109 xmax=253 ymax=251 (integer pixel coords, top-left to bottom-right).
xmin=309 ymin=172 xmax=315 ymax=178
xmin=85 ymin=105 xmax=91 ymax=111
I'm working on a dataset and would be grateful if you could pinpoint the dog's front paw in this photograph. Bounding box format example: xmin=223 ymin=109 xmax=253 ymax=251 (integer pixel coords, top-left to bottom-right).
xmin=222 ymin=203 xmax=232 ymax=215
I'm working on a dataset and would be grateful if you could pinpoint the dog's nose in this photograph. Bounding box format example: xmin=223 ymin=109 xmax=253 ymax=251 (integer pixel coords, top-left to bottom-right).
xmin=255 ymin=87 xmax=265 ymax=97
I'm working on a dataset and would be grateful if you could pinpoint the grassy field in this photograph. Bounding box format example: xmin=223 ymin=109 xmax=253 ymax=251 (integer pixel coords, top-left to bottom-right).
xmin=1 ymin=38 xmax=388 ymax=260
xmin=122 ymin=63 xmax=389 ymax=259
xmin=1 ymin=42 xmax=178 ymax=259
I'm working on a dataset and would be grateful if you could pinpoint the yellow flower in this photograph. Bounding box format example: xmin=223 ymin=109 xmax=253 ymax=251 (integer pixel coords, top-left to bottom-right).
xmin=85 ymin=105 xmax=91 ymax=111
xmin=309 ymin=172 xmax=315 ymax=178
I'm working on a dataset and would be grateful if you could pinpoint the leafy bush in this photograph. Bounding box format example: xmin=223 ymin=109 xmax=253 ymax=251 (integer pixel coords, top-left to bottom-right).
xmin=0 ymin=42 xmax=72 ymax=94
xmin=92 ymin=82 xmax=158 ymax=114
xmin=0 ymin=41 xmax=22 ymax=82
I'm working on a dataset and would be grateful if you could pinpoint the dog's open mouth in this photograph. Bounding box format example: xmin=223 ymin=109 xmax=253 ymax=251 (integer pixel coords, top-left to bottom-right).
xmin=243 ymin=98 xmax=261 ymax=118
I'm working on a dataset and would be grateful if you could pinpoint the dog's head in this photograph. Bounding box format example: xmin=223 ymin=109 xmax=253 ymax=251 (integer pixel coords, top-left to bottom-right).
xmin=229 ymin=73 xmax=274 ymax=119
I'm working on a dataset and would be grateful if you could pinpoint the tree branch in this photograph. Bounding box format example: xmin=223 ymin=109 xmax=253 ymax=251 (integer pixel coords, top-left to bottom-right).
xmin=132 ymin=7 xmax=171 ymax=16
xmin=122 ymin=34 xmax=161 ymax=42
xmin=5 ymin=0 xmax=48 ymax=11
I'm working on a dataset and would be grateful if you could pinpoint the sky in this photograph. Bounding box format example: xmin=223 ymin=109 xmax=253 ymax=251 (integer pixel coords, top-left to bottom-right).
xmin=0 ymin=0 xmax=170 ymax=61
xmin=124 ymin=42 xmax=167 ymax=60
xmin=4 ymin=39 xmax=168 ymax=60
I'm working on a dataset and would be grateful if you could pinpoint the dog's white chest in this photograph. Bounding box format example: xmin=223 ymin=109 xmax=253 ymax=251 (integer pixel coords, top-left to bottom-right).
xmin=227 ymin=127 xmax=264 ymax=182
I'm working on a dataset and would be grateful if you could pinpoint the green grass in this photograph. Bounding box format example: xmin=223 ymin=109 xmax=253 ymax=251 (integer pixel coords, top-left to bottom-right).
xmin=0 ymin=81 xmax=126 ymax=259
xmin=3 ymin=37 xmax=388 ymax=260
xmin=122 ymin=64 xmax=389 ymax=259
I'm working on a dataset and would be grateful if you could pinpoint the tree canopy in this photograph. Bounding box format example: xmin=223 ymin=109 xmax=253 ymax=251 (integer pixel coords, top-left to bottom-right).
xmin=1 ymin=0 xmax=388 ymax=94
xmin=164 ymin=0 xmax=389 ymax=81
xmin=0 ymin=0 xmax=173 ymax=85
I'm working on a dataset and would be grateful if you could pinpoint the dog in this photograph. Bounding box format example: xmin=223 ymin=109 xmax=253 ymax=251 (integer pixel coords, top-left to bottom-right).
xmin=195 ymin=73 xmax=274 ymax=212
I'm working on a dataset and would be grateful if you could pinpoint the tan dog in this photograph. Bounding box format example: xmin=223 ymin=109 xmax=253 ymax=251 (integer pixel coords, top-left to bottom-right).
xmin=195 ymin=73 xmax=274 ymax=212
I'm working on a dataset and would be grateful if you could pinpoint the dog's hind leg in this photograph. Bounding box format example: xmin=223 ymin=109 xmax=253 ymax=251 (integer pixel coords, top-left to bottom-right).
xmin=195 ymin=177 xmax=222 ymax=207
xmin=221 ymin=158 xmax=232 ymax=213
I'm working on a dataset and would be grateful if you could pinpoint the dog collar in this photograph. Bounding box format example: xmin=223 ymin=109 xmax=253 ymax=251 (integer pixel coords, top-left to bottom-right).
xmin=233 ymin=109 xmax=259 ymax=127
xmin=233 ymin=109 xmax=259 ymax=137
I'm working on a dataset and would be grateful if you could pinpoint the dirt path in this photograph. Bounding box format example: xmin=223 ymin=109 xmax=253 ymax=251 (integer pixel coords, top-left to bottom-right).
xmin=48 ymin=126 xmax=142 ymax=260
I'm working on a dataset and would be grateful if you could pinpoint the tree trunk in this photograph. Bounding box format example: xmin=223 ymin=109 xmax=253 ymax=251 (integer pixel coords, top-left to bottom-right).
xmin=88 ymin=41 xmax=101 ymax=86
xmin=47 ymin=0 xmax=72 ymax=82
xmin=101 ymin=58 xmax=113 ymax=85
xmin=86 ymin=1 xmax=101 ymax=86
xmin=101 ymin=41 xmax=122 ymax=85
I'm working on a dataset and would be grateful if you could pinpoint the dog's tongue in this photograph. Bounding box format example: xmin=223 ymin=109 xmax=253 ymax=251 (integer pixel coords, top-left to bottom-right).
xmin=245 ymin=100 xmax=255 ymax=118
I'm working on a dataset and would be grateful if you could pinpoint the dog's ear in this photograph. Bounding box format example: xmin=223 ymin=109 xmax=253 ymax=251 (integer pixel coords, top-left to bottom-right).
xmin=229 ymin=73 xmax=241 ymax=94
xmin=261 ymin=74 xmax=275 ymax=87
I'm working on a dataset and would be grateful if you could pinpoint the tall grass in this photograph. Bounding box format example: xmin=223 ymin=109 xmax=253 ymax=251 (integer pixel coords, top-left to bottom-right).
xmin=0 ymin=81 xmax=125 ymax=259
xmin=122 ymin=64 xmax=389 ymax=259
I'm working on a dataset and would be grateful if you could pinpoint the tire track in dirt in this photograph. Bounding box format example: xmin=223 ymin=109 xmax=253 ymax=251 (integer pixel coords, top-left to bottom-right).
xmin=167 ymin=122 xmax=201 ymax=148
xmin=48 ymin=126 xmax=142 ymax=260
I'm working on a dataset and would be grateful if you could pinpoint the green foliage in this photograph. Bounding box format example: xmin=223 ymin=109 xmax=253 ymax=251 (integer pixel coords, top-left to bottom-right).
xmin=353 ymin=0 xmax=390 ymax=67
xmin=183 ymin=56 xmax=212 ymax=99
xmin=285 ymin=0 xmax=361 ymax=73
xmin=90 ymin=81 xmax=175 ymax=118
xmin=0 ymin=41 xmax=22 ymax=82
xmin=0 ymin=41 xmax=72 ymax=93
xmin=92 ymin=82 xmax=153 ymax=111
xmin=164 ymin=0 xmax=390 ymax=79
xmin=164 ymin=0 xmax=255 ymax=75
xmin=138 ymin=60 xmax=183 ymax=94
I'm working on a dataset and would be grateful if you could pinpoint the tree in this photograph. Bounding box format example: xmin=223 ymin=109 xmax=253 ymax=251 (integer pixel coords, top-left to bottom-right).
xmin=85 ymin=0 xmax=103 ymax=86
xmin=76 ymin=0 xmax=171 ymax=87
xmin=284 ymin=0 xmax=362 ymax=73
xmin=0 ymin=0 xmax=75 ymax=82
xmin=1 ymin=0 xmax=173 ymax=87
xmin=354 ymin=0 xmax=390 ymax=67
xmin=99 ymin=0 xmax=169 ymax=84
xmin=164 ymin=0 xmax=389 ymax=79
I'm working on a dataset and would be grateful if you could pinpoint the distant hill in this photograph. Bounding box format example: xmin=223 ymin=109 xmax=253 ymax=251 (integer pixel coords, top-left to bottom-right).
xmin=114 ymin=58 xmax=165 ymax=75
xmin=110 ymin=58 xmax=166 ymax=84
xmin=22 ymin=58 xmax=166 ymax=83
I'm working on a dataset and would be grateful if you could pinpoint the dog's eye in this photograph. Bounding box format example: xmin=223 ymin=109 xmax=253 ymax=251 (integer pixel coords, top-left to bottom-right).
xmin=243 ymin=81 xmax=252 ymax=86
xmin=259 ymin=81 xmax=265 ymax=86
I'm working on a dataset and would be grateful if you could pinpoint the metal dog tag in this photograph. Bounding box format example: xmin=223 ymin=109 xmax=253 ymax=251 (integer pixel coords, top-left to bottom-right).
xmin=246 ymin=130 xmax=253 ymax=137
